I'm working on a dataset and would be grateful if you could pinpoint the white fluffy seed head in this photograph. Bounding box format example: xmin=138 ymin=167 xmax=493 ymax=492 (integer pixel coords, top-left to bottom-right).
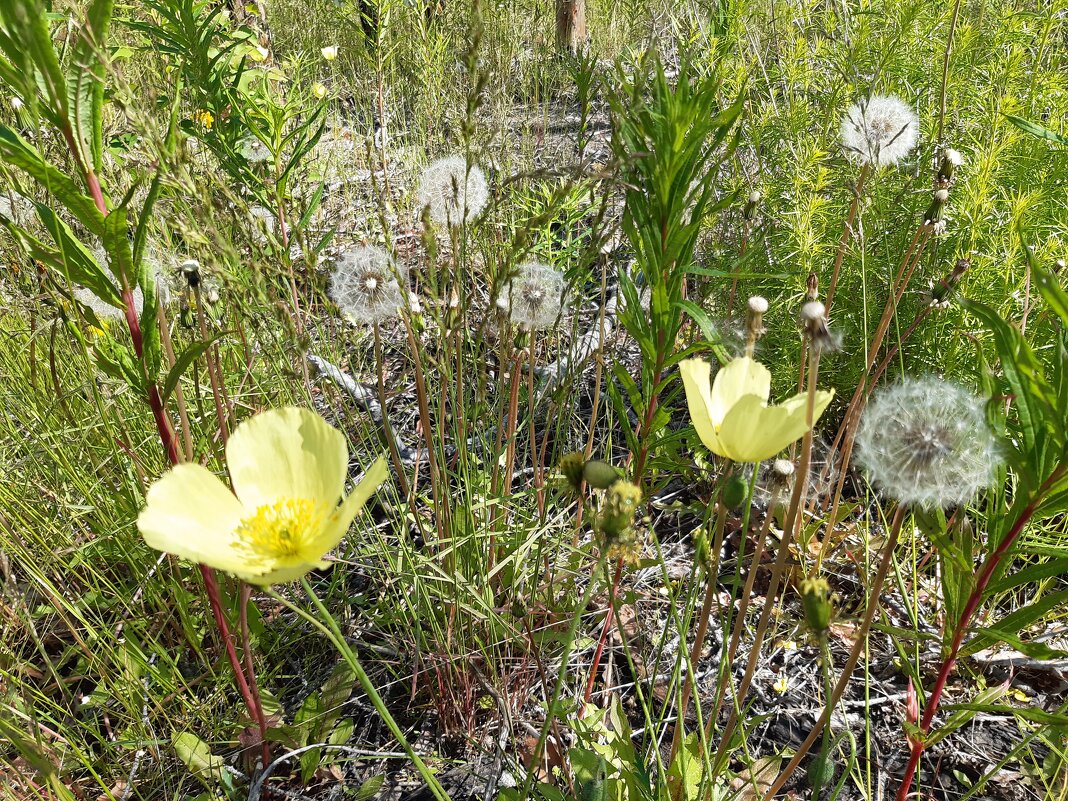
xmin=415 ymin=155 xmax=489 ymax=227
xmin=328 ymin=245 xmax=406 ymax=325
xmin=933 ymin=188 xmax=949 ymax=202
xmin=943 ymin=148 xmax=963 ymax=167
xmin=800 ymin=301 xmax=826 ymax=322
xmin=748 ymin=295 xmax=769 ymax=314
xmin=855 ymin=377 xmax=1000 ymax=509
xmin=748 ymin=190 xmax=762 ymax=204
xmin=840 ymin=95 xmax=920 ymax=168
xmin=498 ymin=261 xmax=566 ymax=330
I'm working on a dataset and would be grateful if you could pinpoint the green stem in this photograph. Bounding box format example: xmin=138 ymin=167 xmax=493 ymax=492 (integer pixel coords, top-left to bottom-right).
xmin=268 ymin=580 xmax=451 ymax=801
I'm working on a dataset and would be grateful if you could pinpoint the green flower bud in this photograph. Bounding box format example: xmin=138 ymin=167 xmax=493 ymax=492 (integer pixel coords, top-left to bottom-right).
xmin=720 ymin=474 xmax=748 ymax=509
xmin=583 ymin=459 xmax=621 ymax=490
xmin=806 ymin=749 xmax=836 ymax=791
xmin=800 ymin=576 xmax=834 ymax=634
xmin=558 ymin=451 xmax=587 ymax=496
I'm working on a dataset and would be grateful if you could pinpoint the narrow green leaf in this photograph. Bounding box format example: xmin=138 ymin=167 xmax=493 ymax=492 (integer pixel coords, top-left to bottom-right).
xmin=1006 ymin=114 xmax=1068 ymax=147
xmin=0 ymin=126 xmax=105 ymax=234
xmin=961 ymin=587 xmax=1068 ymax=656
xmin=33 ymin=202 xmax=121 ymax=305
xmin=161 ymin=334 xmax=226 ymax=402
xmin=68 ymin=0 xmax=115 ymax=172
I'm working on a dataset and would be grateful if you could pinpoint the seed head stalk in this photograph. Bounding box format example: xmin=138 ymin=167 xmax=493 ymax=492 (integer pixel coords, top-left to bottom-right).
xmin=715 ymin=312 xmax=824 ymax=766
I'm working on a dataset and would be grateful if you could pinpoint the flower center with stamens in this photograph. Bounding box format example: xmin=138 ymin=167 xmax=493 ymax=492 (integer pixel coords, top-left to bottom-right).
xmin=235 ymin=498 xmax=322 ymax=559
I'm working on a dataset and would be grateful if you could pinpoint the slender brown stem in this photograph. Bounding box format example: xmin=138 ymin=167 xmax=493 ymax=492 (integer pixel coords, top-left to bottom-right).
xmin=825 ymin=164 xmax=870 ymax=313
xmin=193 ymin=283 xmax=230 ymax=445
xmin=373 ymin=324 xmax=411 ymax=499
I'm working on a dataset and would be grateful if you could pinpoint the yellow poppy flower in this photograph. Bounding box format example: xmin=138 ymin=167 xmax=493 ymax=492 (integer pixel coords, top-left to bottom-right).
xmin=679 ymin=356 xmax=833 ymax=463
xmin=137 ymin=407 xmax=387 ymax=585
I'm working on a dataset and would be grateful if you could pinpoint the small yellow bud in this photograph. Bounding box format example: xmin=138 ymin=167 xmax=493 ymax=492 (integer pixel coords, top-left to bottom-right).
xmin=313 ymin=82 xmax=328 ymax=99
xmin=321 ymin=45 xmax=338 ymax=61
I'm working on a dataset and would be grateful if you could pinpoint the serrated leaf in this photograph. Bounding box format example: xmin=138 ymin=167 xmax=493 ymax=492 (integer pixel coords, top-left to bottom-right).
xmin=172 ymin=731 xmax=225 ymax=782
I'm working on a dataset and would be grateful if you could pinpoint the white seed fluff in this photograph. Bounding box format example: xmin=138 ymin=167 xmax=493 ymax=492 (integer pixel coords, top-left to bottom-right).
xmin=840 ymin=95 xmax=920 ymax=168
xmin=498 ymin=262 xmax=566 ymax=330
xmin=854 ymin=377 xmax=999 ymax=509
xmin=328 ymin=245 xmax=406 ymax=325
xmin=415 ymin=155 xmax=489 ymax=226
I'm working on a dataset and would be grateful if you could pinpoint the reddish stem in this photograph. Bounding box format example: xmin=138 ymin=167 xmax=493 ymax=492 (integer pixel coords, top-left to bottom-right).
xmin=580 ymin=558 xmax=624 ymax=715
xmin=895 ymin=471 xmax=1064 ymax=801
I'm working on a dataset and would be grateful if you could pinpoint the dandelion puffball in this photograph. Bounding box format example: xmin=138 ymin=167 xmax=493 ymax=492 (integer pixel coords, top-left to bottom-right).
xmin=840 ymin=95 xmax=920 ymax=168
xmin=415 ymin=155 xmax=489 ymax=227
xmin=497 ymin=261 xmax=566 ymax=330
xmin=854 ymin=377 xmax=999 ymax=509
xmin=328 ymin=245 xmax=407 ymax=325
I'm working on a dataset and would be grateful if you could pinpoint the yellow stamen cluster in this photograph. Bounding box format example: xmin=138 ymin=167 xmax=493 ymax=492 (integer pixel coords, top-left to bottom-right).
xmin=235 ymin=498 xmax=323 ymax=560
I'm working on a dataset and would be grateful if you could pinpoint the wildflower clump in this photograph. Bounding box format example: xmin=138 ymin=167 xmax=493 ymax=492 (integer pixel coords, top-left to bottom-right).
xmin=328 ymin=245 xmax=407 ymax=325
xmin=854 ymin=377 xmax=999 ymax=508
xmin=840 ymin=95 xmax=920 ymax=168
xmin=415 ymin=155 xmax=489 ymax=227
xmin=137 ymin=407 xmax=387 ymax=584
xmin=679 ymin=356 xmax=834 ymax=463
xmin=498 ymin=261 xmax=566 ymax=330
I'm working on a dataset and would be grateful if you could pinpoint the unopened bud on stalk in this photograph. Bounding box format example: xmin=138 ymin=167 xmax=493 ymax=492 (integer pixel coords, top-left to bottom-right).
xmin=806 ymin=272 xmax=819 ymax=301
xmin=801 ymin=301 xmax=838 ymax=353
xmin=557 ymin=451 xmax=587 ymax=496
xmin=743 ymin=190 xmax=761 ymax=222
xmin=936 ymin=148 xmax=963 ymax=187
xmin=924 ymin=189 xmax=950 ymax=229
xmin=926 ymin=258 xmax=969 ymax=308
xmin=745 ymin=296 xmax=768 ymax=355
xmin=181 ymin=259 xmax=201 ymax=288
xmin=583 ymin=459 xmax=621 ymax=490
xmin=800 ymin=576 xmax=834 ymax=634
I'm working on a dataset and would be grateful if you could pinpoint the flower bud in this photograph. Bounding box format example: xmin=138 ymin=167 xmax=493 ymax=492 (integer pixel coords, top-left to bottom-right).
xmin=936 ymin=148 xmax=963 ymax=187
xmin=557 ymin=452 xmax=586 ymax=496
xmin=800 ymin=576 xmax=834 ymax=634
xmin=583 ymin=459 xmax=621 ymax=490
xmin=321 ymin=45 xmax=338 ymax=61
xmin=720 ymin=474 xmax=748 ymax=509
xmin=743 ymin=190 xmax=761 ymax=221
xmin=801 ymin=301 xmax=838 ymax=353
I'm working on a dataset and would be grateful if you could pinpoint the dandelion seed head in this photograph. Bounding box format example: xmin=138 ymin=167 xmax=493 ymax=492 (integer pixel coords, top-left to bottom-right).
xmin=240 ymin=137 xmax=271 ymax=164
xmin=840 ymin=95 xmax=920 ymax=168
xmin=748 ymin=295 xmax=769 ymax=315
xmin=854 ymin=377 xmax=999 ymax=508
xmin=328 ymin=245 xmax=406 ymax=325
xmin=943 ymin=149 xmax=963 ymax=167
xmin=415 ymin=155 xmax=489 ymax=226
xmin=498 ymin=261 xmax=566 ymax=330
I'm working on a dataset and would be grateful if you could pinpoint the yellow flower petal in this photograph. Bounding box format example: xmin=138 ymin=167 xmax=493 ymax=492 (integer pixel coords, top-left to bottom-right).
xmin=137 ymin=463 xmax=253 ymax=573
xmin=709 ymin=356 xmax=770 ymax=422
xmin=242 ymin=560 xmax=330 ymax=586
xmin=306 ymin=456 xmax=388 ymax=558
xmin=680 ymin=359 xmax=726 ymax=455
xmin=227 ymin=407 xmax=347 ymax=510
xmin=717 ymin=389 xmax=834 ymax=462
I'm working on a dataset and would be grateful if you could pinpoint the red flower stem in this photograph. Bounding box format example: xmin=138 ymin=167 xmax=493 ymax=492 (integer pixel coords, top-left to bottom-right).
xmin=240 ymin=582 xmax=272 ymax=767
xmin=895 ymin=469 xmax=1065 ymax=801
xmin=70 ymin=138 xmax=270 ymax=766
xmin=580 ymin=558 xmax=624 ymax=716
